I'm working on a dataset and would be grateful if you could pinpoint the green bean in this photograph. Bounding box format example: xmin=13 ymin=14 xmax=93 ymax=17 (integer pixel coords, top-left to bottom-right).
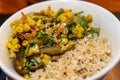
xmin=40 ymin=46 xmax=62 ymax=55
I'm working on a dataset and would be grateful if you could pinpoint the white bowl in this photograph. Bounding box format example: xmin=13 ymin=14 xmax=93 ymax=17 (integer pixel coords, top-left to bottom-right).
xmin=0 ymin=1 xmax=120 ymax=80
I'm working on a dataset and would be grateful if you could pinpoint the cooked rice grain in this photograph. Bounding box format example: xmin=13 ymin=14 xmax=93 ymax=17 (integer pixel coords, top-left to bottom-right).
xmin=30 ymin=36 xmax=111 ymax=80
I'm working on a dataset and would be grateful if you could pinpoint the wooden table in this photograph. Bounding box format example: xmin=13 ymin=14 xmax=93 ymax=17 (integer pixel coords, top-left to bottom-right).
xmin=103 ymin=62 xmax=120 ymax=80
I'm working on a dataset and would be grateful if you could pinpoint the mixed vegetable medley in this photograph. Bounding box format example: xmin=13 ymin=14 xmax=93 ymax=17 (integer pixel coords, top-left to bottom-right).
xmin=6 ymin=6 xmax=100 ymax=78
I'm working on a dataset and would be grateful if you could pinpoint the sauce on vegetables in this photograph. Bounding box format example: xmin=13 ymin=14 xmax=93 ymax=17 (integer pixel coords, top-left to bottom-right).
xmin=6 ymin=6 xmax=100 ymax=78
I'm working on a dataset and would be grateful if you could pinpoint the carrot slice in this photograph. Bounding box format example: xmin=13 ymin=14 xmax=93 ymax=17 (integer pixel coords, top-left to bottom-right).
xmin=55 ymin=23 xmax=66 ymax=36
xmin=21 ymin=12 xmax=27 ymax=23
xmin=22 ymin=29 xmax=37 ymax=39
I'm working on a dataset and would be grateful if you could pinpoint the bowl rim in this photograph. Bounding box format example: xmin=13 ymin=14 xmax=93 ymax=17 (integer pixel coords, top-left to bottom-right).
xmin=0 ymin=0 xmax=120 ymax=80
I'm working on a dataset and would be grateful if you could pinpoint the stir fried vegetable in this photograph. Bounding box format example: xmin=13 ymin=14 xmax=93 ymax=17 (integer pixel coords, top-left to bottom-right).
xmin=6 ymin=6 xmax=100 ymax=78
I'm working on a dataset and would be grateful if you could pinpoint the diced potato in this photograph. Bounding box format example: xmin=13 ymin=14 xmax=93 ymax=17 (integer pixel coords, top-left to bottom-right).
xmin=11 ymin=25 xmax=16 ymax=31
xmin=43 ymin=54 xmax=51 ymax=60
xmin=9 ymin=49 xmax=16 ymax=59
xmin=27 ymin=17 xmax=35 ymax=26
xmin=59 ymin=14 xmax=67 ymax=22
xmin=86 ymin=14 xmax=93 ymax=22
xmin=88 ymin=23 xmax=93 ymax=28
xmin=22 ymin=40 xmax=29 ymax=46
xmin=76 ymin=33 xmax=83 ymax=38
xmin=14 ymin=44 xmax=21 ymax=49
xmin=61 ymin=41 xmax=75 ymax=52
xmin=27 ymin=45 xmax=40 ymax=56
xmin=31 ymin=45 xmax=40 ymax=54
xmin=61 ymin=38 xmax=68 ymax=45
xmin=44 ymin=6 xmax=55 ymax=17
xmin=12 ymin=38 xmax=19 ymax=45
xmin=42 ymin=59 xmax=50 ymax=65
xmin=36 ymin=19 xmax=42 ymax=26
xmin=23 ymin=23 xmax=31 ymax=32
xmin=46 ymin=27 xmax=53 ymax=35
xmin=8 ymin=43 xmax=20 ymax=52
xmin=11 ymin=31 xmax=17 ymax=37
xmin=66 ymin=12 xmax=74 ymax=19
xmin=6 ymin=42 xmax=13 ymax=48
xmin=24 ymin=74 xmax=30 ymax=79
xmin=76 ymin=24 xmax=84 ymax=32
xmin=72 ymin=24 xmax=84 ymax=37
xmin=16 ymin=26 xmax=24 ymax=33
xmin=11 ymin=46 xmax=19 ymax=52
xmin=7 ymin=36 xmax=13 ymax=42
xmin=43 ymin=54 xmax=51 ymax=65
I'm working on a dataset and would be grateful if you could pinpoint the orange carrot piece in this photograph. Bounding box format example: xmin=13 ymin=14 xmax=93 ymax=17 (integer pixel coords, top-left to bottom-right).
xmin=21 ymin=12 xmax=27 ymax=23
xmin=55 ymin=23 xmax=66 ymax=36
xmin=22 ymin=29 xmax=37 ymax=39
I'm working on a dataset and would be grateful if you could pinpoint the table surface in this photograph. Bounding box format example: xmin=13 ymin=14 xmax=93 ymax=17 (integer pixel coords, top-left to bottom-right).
xmin=0 ymin=0 xmax=120 ymax=80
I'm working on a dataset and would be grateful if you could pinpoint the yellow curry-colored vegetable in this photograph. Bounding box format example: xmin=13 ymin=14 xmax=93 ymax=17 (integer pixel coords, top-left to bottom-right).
xmin=6 ymin=6 xmax=100 ymax=78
